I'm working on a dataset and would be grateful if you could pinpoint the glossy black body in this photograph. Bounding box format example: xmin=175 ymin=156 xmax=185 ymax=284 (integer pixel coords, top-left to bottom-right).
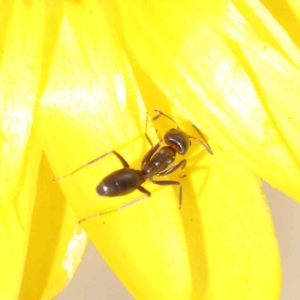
xmin=96 ymin=128 xmax=190 ymax=200
xmin=97 ymin=168 xmax=145 ymax=197
xmin=141 ymin=146 xmax=176 ymax=178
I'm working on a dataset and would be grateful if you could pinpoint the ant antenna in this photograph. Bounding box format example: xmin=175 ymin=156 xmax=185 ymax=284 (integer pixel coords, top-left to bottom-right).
xmin=153 ymin=109 xmax=181 ymax=129
xmin=191 ymin=125 xmax=213 ymax=154
xmin=153 ymin=109 xmax=213 ymax=155
xmin=144 ymin=111 xmax=154 ymax=147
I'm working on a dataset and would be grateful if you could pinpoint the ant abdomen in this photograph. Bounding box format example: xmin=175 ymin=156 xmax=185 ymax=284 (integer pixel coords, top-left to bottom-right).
xmin=97 ymin=168 xmax=145 ymax=197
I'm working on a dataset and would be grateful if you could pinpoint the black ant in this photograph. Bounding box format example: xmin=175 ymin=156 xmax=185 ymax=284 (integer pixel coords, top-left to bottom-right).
xmin=53 ymin=109 xmax=213 ymax=222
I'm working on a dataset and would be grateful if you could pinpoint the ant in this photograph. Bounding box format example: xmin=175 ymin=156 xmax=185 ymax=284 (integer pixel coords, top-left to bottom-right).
xmin=53 ymin=109 xmax=213 ymax=223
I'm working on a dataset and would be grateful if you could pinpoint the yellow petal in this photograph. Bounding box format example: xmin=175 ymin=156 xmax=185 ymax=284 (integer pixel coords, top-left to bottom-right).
xmin=0 ymin=0 xmax=44 ymax=297
xmin=82 ymin=145 xmax=281 ymax=300
xmin=19 ymin=153 xmax=88 ymax=300
xmin=0 ymin=0 xmax=44 ymax=207
xmin=0 ymin=1 xmax=87 ymax=298
xmin=115 ymin=0 xmax=300 ymax=202
xmin=0 ymin=131 xmax=41 ymax=299
xmin=259 ymin=0 xmax=300 ymax=55
xmin=37 ymin=1 xmax=148 ymax=221
xmin=36 ymin=2 xmax=281 ymax=299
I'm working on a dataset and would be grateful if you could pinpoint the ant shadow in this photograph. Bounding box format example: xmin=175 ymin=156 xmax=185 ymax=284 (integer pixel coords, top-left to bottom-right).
xmin=179 ymin=150 xmax=212 ymax=299
xmin=147 ymin=110 xmax=213 ymax=298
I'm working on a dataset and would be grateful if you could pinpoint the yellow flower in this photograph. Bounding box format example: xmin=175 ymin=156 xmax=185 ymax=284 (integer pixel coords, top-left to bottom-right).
xmin=4 ymin=0 xmax=300 ymax=298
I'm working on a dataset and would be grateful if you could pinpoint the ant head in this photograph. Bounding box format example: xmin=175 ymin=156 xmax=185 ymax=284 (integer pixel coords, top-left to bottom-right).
xmin=164 ymin=129 xmax=190 ymax=155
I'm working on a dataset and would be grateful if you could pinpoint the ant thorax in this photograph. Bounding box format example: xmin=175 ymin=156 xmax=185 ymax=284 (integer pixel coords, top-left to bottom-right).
xmin=141 ymin=146 xmax=176 ymax=179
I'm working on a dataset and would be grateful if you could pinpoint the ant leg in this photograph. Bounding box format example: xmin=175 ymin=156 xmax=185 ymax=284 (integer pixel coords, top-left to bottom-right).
xmin=145 ymin=134 xmax=153 ymax=147
xmin=117 ymin=186 xmax=151 ymax=210
xmin=151 ymin=179 xmax=183 ymax=208
xmin=144 ymin=111 xmax=154 ymax=147
xmin=53 ymin=150 xmax=129 ymax=182
xmin=78 ymin=186 xmax=151 ymax=224
xmin=153 ymin=109 xmax=181 ymax=129
xmin=156 ymin=159 xmax=186 ymax=177
xmin=143 ymin=110 xmax=162 ymax=164
xmin=190 ymin=125 xmax=213 ymax=154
